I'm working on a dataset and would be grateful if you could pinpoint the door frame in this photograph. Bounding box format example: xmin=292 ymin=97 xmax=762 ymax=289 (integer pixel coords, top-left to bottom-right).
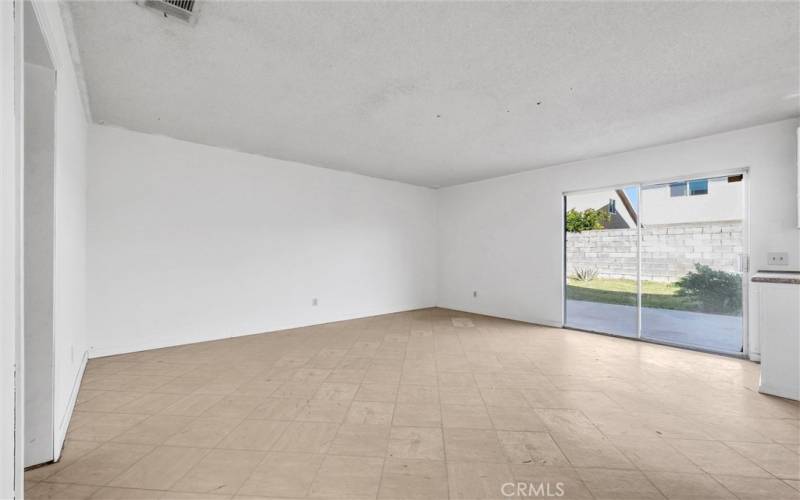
xmin=562 ymin=168 xmax=750 ymax=357
xmin=2 ymin=0 xmax=63 ymax=492
xmin=23 ymin=0 xmax=60 ymax=469
xmin=1 ymin=0 xmax=26 ymax=494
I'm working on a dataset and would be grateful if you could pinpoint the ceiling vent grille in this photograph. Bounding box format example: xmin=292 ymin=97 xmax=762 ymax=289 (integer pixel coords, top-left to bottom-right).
xmin=139 ymin=0 xmax=199 ymax=24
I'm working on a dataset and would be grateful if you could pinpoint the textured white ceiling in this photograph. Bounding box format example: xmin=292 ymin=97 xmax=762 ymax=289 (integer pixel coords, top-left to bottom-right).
xmin=68 ymin=1 xmax=799 ymax=187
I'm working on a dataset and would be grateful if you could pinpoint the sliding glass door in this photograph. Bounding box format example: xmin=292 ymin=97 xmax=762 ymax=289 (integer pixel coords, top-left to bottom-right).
xmin=639 ymin=175 xmax=745 ymax=352
xmin=564 ymin=186 xmax=639 ymax=338
xmin=564 ymin=174 xmax=745 ymax=354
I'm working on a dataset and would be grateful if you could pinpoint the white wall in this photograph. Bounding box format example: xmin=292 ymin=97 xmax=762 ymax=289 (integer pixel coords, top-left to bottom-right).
xmin=87 ymin=125 xmax=437 ymax=357
xmin=27 ymin=0 xmax=89 ymax=464
xmin=46 ymin=0 xmax=90 ymax=456
xmin=2 ymin=0 xmax=88 ymax=492
xmin=437 ymin=119 xmax=800 ymax=348
xmin=23 ymin=61 xmax=56 ymax=467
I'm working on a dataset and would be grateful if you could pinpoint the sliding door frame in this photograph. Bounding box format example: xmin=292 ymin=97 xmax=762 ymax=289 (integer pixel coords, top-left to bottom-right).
xmin=562 ymin=183 xmax=641 ymax=339
xmin=562 ymin=167 xmax=749 ymax=358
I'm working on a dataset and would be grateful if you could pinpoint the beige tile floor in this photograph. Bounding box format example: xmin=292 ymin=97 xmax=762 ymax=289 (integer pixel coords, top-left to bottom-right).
xmin=25 ymin=308 xmax=800 ymax=499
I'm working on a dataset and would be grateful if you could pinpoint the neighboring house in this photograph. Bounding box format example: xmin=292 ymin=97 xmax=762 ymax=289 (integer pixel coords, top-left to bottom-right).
xmin=567 ymin=188 xmax=637 ymax=229
xmin=641 ymin=175 xmax=743 ymax=224
xmin=568 ymin=175 xmax=743 ymax=227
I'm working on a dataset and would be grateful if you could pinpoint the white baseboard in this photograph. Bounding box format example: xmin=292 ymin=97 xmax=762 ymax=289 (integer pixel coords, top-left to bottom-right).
xmin=89 ymin=303 xmax=437 ymax=359
xmin=54 ymin=349 xmax=87 ymax=461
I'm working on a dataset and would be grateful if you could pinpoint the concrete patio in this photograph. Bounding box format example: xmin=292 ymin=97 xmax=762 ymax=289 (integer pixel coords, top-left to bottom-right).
xmin=566 ymin=299 xmax=743 ymax=353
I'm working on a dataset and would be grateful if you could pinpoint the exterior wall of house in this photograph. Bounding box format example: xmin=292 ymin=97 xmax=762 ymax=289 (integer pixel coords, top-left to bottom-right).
xmin=566 ymin=220 xmax=744 ymax=281
xmin=641 ymin=176 xmax=743 ymax=225
xmin=568 ymin=176 xmax=744 ymax=228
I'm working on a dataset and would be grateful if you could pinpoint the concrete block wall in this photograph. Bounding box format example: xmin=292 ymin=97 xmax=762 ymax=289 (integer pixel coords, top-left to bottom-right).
xmin=566 ymin=220 xmax=743 ymax=282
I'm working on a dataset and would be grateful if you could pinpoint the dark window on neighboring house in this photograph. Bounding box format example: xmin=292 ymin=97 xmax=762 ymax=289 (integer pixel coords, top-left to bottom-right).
xmin=689 ymin=179 xmax=709 ymax=196
xmin=670 ymin=182 xmax=686 ymax=197
xmin=608 ymin=199 xmax=617 ymax=214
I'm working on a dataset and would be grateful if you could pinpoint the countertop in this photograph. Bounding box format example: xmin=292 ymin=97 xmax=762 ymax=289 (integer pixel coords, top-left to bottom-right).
xmin=751 ymin=271 xmax=800 ymax=285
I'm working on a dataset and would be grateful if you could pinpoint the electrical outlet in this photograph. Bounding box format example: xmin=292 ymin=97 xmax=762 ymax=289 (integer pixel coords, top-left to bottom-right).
xmin=312 ymin=298 xmax=318 ymax=306
xmin=473 ymin=290 xmax=478 ymax=298
xmin=768 ymin=252 xmax=789 ymax=266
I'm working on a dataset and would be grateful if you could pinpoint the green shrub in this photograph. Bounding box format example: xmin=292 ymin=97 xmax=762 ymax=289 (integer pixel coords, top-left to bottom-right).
xmin=675 ymin=264 xmax=742 ymax=315
xmin=565 ymin=208 xmax=609 ymax=233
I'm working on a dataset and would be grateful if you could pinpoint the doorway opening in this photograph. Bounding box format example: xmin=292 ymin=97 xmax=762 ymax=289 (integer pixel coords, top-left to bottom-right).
xmin=564 ymin=173 xmax=746 ymax=355
xmin=23 ymin=0 xmax=57 ymax=468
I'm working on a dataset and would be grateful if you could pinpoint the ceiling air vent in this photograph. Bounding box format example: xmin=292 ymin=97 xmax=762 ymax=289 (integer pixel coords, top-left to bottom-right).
xmin=138 ymin=0 xmax=199 ymax=24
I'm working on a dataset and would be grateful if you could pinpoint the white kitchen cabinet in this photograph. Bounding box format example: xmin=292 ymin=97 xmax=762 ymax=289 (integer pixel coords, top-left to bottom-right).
xmin=753 ymin=273 xmax=800 ymax=400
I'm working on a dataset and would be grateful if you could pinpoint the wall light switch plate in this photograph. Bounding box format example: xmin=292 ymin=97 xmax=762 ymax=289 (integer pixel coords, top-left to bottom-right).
xmin=768 ymin=252 xmax=789 ymax=265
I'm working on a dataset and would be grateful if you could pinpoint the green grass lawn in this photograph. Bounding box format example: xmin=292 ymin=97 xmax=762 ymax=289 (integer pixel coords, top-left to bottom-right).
xmin=566 ymin=277 xmax=699 ymax=312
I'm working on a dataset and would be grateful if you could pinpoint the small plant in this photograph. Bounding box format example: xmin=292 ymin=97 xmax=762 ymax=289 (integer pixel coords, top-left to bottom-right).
xmin=573 ymin=267 xmax=599 ymax=282
xmin=675 ymin=264 xmax=742 ymax=315
xmin=566 ymin=208 xmax=610 ymax=233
